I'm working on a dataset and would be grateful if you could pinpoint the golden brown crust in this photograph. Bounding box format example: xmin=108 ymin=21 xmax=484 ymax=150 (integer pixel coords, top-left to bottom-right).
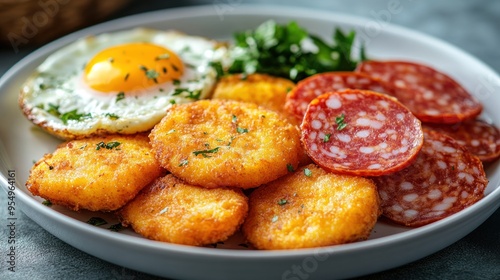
xmin=242 ymin=164 xmax=381 ymax=250
xmin=211 ymin=73 xmax=295 ymax=115
xmin=149 ymin=99 xmax=301 ymax=189
xmin=26 ymin=134 xmax=164 ymax=211
xmin=117 ymin=174 xmax=248 ymax=246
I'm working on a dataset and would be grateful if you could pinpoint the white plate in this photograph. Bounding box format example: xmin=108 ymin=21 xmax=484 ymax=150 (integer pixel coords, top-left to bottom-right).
xmin=1 ymin=5 xmax=500 ymax=280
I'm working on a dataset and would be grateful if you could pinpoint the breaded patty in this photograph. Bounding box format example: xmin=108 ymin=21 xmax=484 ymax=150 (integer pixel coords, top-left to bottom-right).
xmin=26 ymin=134 xmax=164 ymax=211
xmin=149 ymin=99 xmax=301 ymax=189
xmin=211 ymin=73 xmax=295 ymax=116
xmin=118 ymin=174 xmax=248 ymax=246
xmin=212 ymin=74 xmax=310 ymax=166
xmin=242 ymin=164 xmax=381 ymax=250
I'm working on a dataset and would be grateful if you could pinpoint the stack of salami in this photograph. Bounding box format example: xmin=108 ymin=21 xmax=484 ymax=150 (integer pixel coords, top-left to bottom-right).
xmin=285 ymin=61 xmax=498 ymax=227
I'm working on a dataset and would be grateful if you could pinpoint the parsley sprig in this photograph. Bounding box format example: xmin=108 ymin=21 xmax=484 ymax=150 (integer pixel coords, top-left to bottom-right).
xmin=228 ymin=20 xmax=366 ymax=82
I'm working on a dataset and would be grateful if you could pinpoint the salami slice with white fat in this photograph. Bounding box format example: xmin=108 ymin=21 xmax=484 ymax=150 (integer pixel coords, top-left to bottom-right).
xmin=424 ymin=119 xmax=500 ymax=162
xmin=301 ymin=89 xmax=423 ymax=176
xmin=356 ymin=61 xmax=482 ymax=124
xmin=373 ymin=129 xmax=488 ymax=227
xmin=284 ymin=72 xmax=396 ymax=122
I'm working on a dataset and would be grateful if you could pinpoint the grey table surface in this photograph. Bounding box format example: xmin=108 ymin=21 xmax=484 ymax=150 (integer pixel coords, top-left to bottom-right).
xmin=0 ymin=0 xmax=499 ymax=279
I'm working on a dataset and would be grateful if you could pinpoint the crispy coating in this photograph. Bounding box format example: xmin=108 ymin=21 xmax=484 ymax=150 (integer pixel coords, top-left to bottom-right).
xmin=211 ymin=73 xmax=295 ymax=116
xmin=118 ymin=174 xmax=248 ymax=246
xmin=26 ymin=134 xmax=164 ymax=211
xmin=242 ymin=164 xmax=381 ymax=250
xmin=149 ymin=99 xmax=301 ymax=189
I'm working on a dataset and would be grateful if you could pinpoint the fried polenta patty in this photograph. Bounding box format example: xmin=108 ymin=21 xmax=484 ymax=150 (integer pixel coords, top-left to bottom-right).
xmin=242 ymin=164 xmax=381 ymax=250
xmin=118 ymin=174 xmax=248 ymax=246
xmin=26 ymin=134 xmax=164 ymax=211
xmin=211 ymin=73 xmax=295 ymax=116
xmin=149 ymin=99 xmax=301 ymax=189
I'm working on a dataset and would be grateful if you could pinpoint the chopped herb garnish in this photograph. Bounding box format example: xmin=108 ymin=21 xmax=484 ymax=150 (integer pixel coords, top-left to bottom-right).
xmin=60 ymin=110 xmax=91 ymax=124
xmin=79 ymin=144 xmax=87 ymax=149
xmin=96 ymin=141 xmax=121 ymax=150
xmin=323 ymin=133 xmax=331 ymax=143
xmin=304 ymin=168 xmax=312 ymax=177
xmin=336 ymin=113 xmax=347 ymax=130
xmin=116 ymin=92 xmax=125 ymax=102
xmin=105 ymin=113 xmax=119 ymax=120
xmin=232 ymin=114 xmax=248 ymax=133
xmin=124 ymin=73 xmax=130 ymax=81
xmin=172 ymin=88 xmax=201 ymax=99
xmin=179 ymin=159 xmax=189 ymax=166
xmin=47 ymin=103 xmax=60 ymax=116
xmin=167 ymin=129 xmax=176 ymax=134
xmin=42 ymin=200 xmax=52 ymax=207
xmin=237 ymin=127 xmax=248 ymax=134
xmin=278 ymin=199 xmax=288 ymax=206
xmin=287 ymin=163 xmax=295 ymax=172
xmin=108 ymin=223 xmax=125 ymax=232
xmin=39 ymin=83 xmax=47 ymax=90
xmin=146 ymin=69 xmax=159 ymax=83
xmin=193 ymin=147 xmax=220 ymax=157
xmin=86 ymin=217 xmax=107 ymax=226
xmin=271 ymin=215 xmax=278 ymax=223
xmin=209 ymin=61 xmax=224 ymax=79
xmin=170 ymin=99 xmax=176 ymax=105
xmin=173 ymin=79 xmax=181 ymax=86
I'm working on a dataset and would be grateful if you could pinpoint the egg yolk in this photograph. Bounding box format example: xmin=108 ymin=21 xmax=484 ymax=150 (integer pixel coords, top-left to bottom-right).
xmin=84 ymin=43 xmax=184 ymax=93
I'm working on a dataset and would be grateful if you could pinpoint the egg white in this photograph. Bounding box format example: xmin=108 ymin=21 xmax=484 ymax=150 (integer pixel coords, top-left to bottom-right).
xmin=19 ymin=28 xmax=228 ymax=139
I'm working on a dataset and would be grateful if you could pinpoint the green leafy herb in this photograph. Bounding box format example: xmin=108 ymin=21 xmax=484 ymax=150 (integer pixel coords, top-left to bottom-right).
xmin=172 ymin=88 xmax=201 ymax=99
xmin=87 ymin=217 xmax=107 ymax=226
xmin=335 ymin=113 xmax=347 ymax=130
xmin=179 ymin=159 xmax=189 ymax=167
xmin=60 ymin=110 xmax=91 ymax=124
xmin=47 ymin=103 xmax=60 ymax=116
xmin=287 ymin=163 xmax=295 ymax=172
xmin=116 ymin=92 xmax=125 ymax=102
xmin=278 ymin=199 xmax=288 ymax=206
xmin=42 ymin=200 xmax=52 ymax=207
xmin=105 ymin=113 xmax=119 ymax=120
xmin=173 ymin=79 xmax=181 ymax=86
xmin=304 ymin=168 xmax=312 ymax=177
xmin=237 ymin=127 xmax=248 ymax=134
xmin=209 ymin=61 xmax=224 ymax=79
xmin=108 ymin=223 xmax=125 ymax=232
xmin=232 ymin=114 xmax=249 ymax=134
xmin=228 ymin=20 xmax=365 ymax=82
xmin=193 ymin=147 xmax=220 ymax=157
xmin=323 ymin=133 xmax=331 ymax=142
xmin=96 ymin=141 xmax=121 ymax=150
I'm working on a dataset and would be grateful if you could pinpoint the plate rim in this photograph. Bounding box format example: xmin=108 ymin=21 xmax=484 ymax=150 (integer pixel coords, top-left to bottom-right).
xmin=1 ymin=2 xmax=500 ymax=276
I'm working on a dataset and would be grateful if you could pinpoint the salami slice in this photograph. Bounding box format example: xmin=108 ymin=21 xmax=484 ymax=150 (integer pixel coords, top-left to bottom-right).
xmin=356 ymin=60 xmax=483 ymax=124
xmin=284 ymin=72 xmax=396 ymax=122
xmin=301 ymin=89 xmax=423 ymax=176
xmin=373 ymin=129 xmax=488 ymax=227
xmin=424 ymin=119 xmax=500 ymax=162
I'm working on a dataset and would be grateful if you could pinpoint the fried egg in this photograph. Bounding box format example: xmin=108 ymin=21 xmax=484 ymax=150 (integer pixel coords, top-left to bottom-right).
xmin=19 ymin=28 xmax=228 ymax=139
